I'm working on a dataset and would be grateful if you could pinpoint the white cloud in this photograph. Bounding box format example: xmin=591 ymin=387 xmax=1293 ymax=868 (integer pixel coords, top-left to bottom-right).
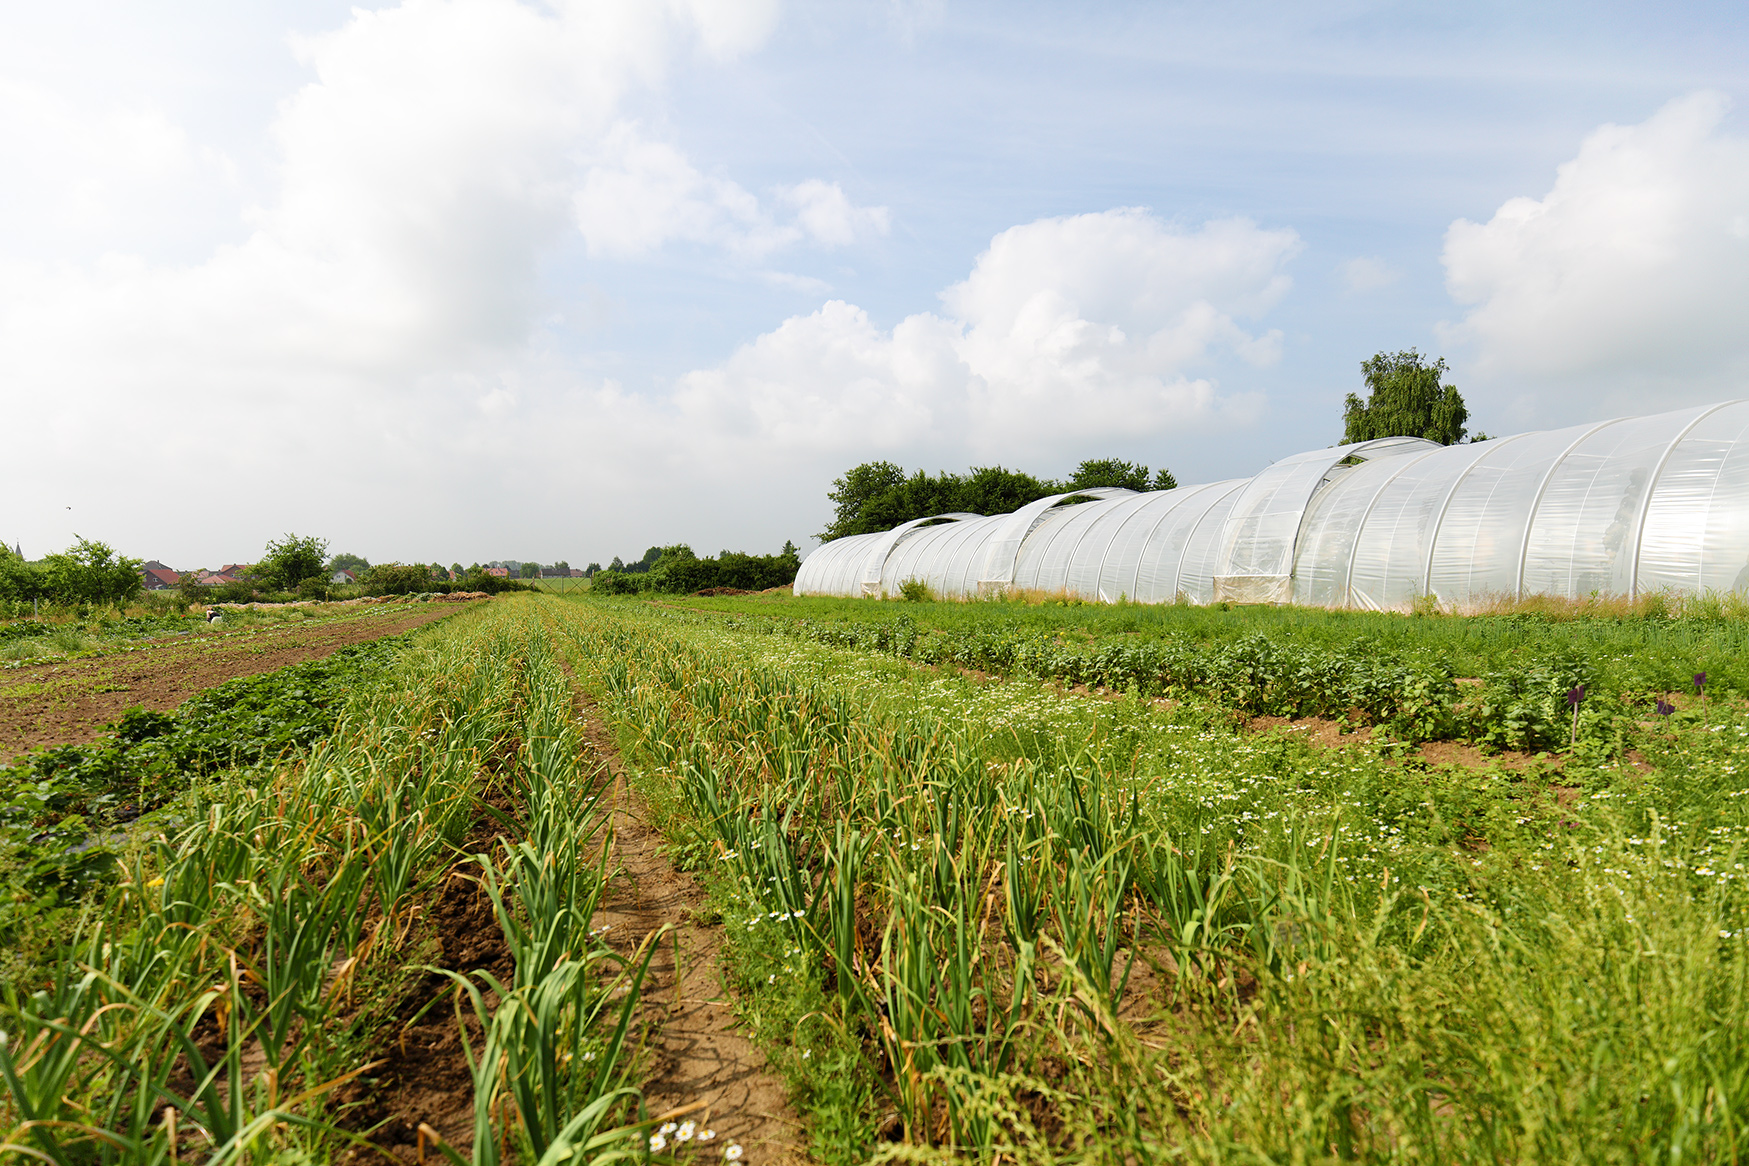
xmin=780 ymin=179 xmax=890 ymax=247
xmin=1441 ymin=92 xmax=1749 ymax=391
xmin=0 ymin=2 xmax=1291 ymax=567
xmin=575 ymin=128 xmax=888 ymax=258
xmin=1341 ymin=256 xmax=1399 ymax=292
xmin=668 ymin=208 xmax=1297 ymax=461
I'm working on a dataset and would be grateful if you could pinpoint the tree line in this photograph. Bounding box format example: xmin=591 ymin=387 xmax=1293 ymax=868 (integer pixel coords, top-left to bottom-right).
xmin=591 ymin=542 xmax=802 ymax=595
xmin=818 ymin=457 xmax=1177 ymax=543
xmin=0 ymin=539 xmax=142 ymax=611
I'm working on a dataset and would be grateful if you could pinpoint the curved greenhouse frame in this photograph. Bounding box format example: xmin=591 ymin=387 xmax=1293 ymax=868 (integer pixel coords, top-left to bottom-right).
xmin=794 ymin=401 xmax=1749 ymax=610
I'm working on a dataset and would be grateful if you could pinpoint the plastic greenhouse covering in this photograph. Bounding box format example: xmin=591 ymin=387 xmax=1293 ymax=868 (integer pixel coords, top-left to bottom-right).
xmin=793 ymin=401 xmax=1749 ymax=611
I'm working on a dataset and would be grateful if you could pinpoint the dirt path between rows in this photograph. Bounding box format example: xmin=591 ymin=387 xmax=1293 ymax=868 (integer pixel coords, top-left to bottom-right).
xmin=0 ymin=604 xmax=476 ymax=761
xmin=573 ymin=691 xmax=807 ymax=1166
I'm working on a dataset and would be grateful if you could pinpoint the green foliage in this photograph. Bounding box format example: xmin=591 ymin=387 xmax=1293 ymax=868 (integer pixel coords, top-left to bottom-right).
xmin=20 ymin=538 xmax=143 ymax=608
xmin=326 ymin=550 xmax=369 ymax=574
xmin=175 ymin=567 xmax=210 ymax=607
xmin=897 ymin=578 xmax=936 ymax=602
xmin=0 ymin=544 xmax=45 ymax=603
xmin=1065 ymin=457 xmax=1176 ymax=492
xmin=0 ymin=605 xmax=658 ymax=1162
xmin=558 ymin=598 xmax=1749 ymax=1163
xmin=592 ymin=542 xmax=802 ymax=595
xmin=360 ymin=561 xmax=435 ymax=595
xmin=820 ymin=457 xmax=1180 ymax=541
xmin=257 ymin=532 xmax=329 ymax=591
xmin=1343 ymin=348 xmax=1470 ymax=445
xmin=0 ymin=637 xmax=407 ymax=942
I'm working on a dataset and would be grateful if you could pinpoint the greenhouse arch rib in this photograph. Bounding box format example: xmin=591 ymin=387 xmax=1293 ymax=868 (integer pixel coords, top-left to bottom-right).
xmin=1513 ymin=418 xmax=1624 ymax=599
xmin=977 ymin=488 xmax=1134 ymax=592
xmin=1337 ymin=445 xmax=1446 ymax=609
xmin=1420 ymin=434 xmax=1529 ymax=598
xmin=1151 ymin=481 xmax=1245 ymax=601
xmin=858 ymin=513 xmax=980 ymax=597
xmin=1628 ymin=401 xmax=1739 ymax=596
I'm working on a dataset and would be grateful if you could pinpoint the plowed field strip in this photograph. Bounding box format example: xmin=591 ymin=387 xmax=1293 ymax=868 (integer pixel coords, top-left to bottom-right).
xmin=0 ymin=603 xmax=479 ymax=760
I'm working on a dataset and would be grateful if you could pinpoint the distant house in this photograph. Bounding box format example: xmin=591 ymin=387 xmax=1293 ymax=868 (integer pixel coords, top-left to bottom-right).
xmin=570 ymin=569 xmax=586 ymax=577
xmin=485 ymin=567 xmax=510 ymax=578
xmin=139 ymin=561 xmax=180 ymax=590
xmin=540 ymin=567 xmax=573 ymax=578
xmin=330 ymin=569 xmax=357 ymax=585
xmin=197 ymin=572 xmax=231 ymax=587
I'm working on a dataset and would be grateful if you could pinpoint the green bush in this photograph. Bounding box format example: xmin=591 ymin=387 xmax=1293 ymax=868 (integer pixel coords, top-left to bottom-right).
xmin=897 ymin=578 xmax=935 ymax=602
xmin=360 ymin=562 xmax=436 ymax=595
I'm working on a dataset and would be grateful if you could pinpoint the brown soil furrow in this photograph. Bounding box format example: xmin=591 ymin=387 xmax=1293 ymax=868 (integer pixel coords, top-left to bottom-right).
xmin=0 ymin=604 xmax=474 ymax=760
xmin=573 ymin=692 xmax=806 ymax=1166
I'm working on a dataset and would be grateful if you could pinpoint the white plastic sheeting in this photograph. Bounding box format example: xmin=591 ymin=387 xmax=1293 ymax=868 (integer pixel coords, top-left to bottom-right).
xmin=793 ymin=401 xmax=1749 ymax=609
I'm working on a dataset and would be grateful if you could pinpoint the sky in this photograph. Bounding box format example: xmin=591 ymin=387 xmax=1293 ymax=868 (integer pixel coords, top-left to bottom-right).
xmin=2 ymin=0 xmax=1747 ymax=570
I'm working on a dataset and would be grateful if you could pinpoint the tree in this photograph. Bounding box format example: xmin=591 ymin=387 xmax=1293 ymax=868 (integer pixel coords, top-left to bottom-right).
xmin=818 ymin=461 xmax=908 ymax=542
xmin=361 ymin=562 xmax=434 ymax=595
xmin=328 ymin=551 xmax=369 ymax=574
xmin=959 ymin=466 xmax=1058 ymax=517
xmin=259 ymin=533 xmax=329 ymax=591
xmin=1342 ymin=350 xmax=1469 ymax=446
xmin=40 ymin=537 xmax=142 ymax=608
xmin=0 ymin=544 xmax=45 ymax=605
xmin=609 ymin=556 xmax=625 ymax=572
xmin=520 ymin=563 xmax=539 ymax=578
xmin=584 ymin=562 xmax=602 ymax=577
xmin=1065 ymin=458 xmax=1179 ymax=492
xmin=817 ymin=456 xmax=1182 ymax=543
xmin=177 ymin=568 xmax=211 ymax=608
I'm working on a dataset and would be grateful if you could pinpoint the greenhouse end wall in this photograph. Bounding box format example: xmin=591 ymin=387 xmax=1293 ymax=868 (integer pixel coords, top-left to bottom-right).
xmin=793 ymin=401 xmax=1749 ymax=611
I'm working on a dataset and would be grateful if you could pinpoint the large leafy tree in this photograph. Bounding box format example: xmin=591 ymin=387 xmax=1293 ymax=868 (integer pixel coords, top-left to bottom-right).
xmin=258 ymin=533 xmax=330 ymax=590
xmin=39 ymin=537 xmax=142 ymax=607
xmin=1342 ymin=350 xmax=1470 ymax=446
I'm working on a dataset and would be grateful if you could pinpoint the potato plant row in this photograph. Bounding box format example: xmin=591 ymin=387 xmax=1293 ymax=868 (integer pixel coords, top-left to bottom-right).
xmin=714 ymin=610 xmax=1692 ymax=751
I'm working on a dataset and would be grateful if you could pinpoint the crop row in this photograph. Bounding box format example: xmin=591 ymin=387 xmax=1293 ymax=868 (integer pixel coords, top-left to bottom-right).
xmin=2 ymin=603 xmax=663 ymax=1165
xmin=556 ymin=597 xmax=1749 ymax=1163
xmin=710 ymin=610 xmax=1710 ymax=750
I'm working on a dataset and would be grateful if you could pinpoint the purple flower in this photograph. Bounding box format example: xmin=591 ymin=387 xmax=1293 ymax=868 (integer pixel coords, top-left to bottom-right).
xmin=1656 ymin=698 xmax=1675 ymax=717
xmin=1566 ymin=685 xmax=1586 ymax=708
xmin=1695 ymin=672 xmax=1707 ymax=694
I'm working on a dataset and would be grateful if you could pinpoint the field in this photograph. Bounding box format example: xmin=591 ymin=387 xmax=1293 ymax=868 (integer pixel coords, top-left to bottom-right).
xmin=4 ymin=592 xmax=1747 ymax=1164
xmin=1 ymin=602 xmax=469 ymax=761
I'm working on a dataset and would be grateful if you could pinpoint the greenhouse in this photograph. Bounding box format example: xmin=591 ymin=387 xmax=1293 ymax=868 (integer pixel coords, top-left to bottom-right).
xmin=794 ymin=400 xmax=1749 ymax=611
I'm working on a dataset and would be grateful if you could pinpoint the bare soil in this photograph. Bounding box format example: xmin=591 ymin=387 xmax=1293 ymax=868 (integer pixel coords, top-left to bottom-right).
xmin=0 ymin=604 xmax=474 ymax=761
xmin=573 ymin=692 xmax=807 ymax=1165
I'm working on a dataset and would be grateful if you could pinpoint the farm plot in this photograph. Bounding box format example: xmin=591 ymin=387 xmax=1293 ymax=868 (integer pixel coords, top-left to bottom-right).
xmin=0 ymin=602 xmax=470 ymax=760
xmin=2 ymin=599 xmax=768 ymax=1165
xmin=664 ymin=591 xmax=1749 ymax=759
xmin=552 ymin=596 xmax=1749 ymax=1163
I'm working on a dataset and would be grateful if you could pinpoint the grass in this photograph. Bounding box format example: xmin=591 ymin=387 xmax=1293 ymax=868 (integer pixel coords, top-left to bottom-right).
xmin=550 ymin=593 xmax=1749 ymax=1163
